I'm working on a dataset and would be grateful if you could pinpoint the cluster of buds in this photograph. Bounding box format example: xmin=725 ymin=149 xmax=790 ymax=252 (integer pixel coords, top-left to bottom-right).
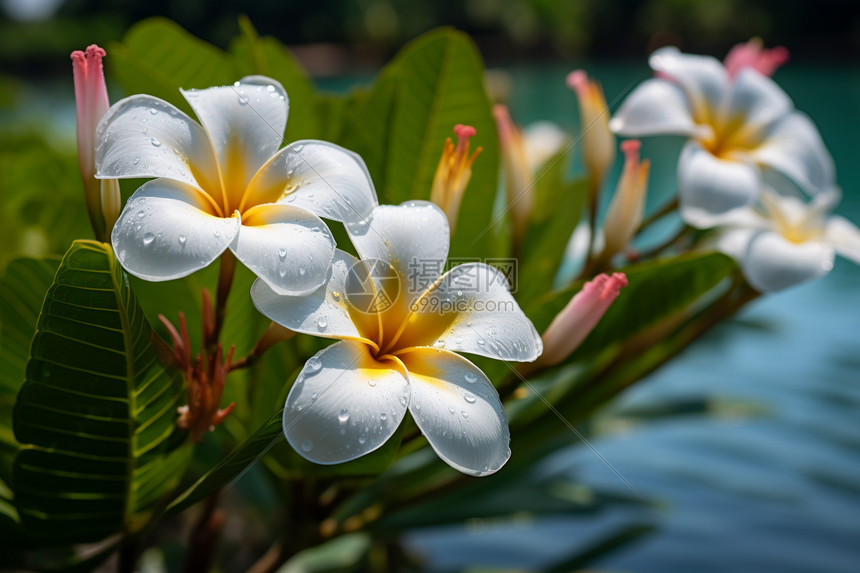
xmin=154 ymin=290 xmax=236 ymax=442
xmin=430 ymin=124 xmax=482 ymax=233
xmin=70 ymin=44 xmax=120 ymax=242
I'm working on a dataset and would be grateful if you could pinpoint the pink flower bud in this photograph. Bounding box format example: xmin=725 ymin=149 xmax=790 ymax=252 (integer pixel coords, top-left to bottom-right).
xmin=71 ymin=45 xmax=119 ymax=242
xmin=430 ymin=124 xmax=482 ymax=233
xmin=724 ymin=38 xmax=789 ymax=79
xmin=567 ymin=70 xmax=616 ymax=195
xmin=602 ymin=140 xmax=650 ymax=260
xmin=494 ymin=104 xmax=533 ymax=245
xmin=538 ymin=273 xmax=628 ymax=367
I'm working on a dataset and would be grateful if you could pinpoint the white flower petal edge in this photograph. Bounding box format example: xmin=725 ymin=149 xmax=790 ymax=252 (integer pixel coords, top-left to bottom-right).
xmin=400 ymin=348 xmax=510 ymax=476
xmin=245 ymin=140 xmax=378 ymax=223
xmin=231 ymin=204 xmax=334 ymax=296
xmin=609 ymin=78 xmax=702 ymax=138
xmin=112 ymin=179 xmax=239 ymax=281
xmin=751 ymin=112 xmax=835 ymax=196
xmin=723 ymin=68 xmax=792 ymax=136
xmin=397 ymin=263 xmax=543 ymax=362
xmin=648 ymin=46 xmax=728 ymax=122
xmin=181 ymin=76 xmax=288 ymax=193
xmin=348 ymin=201 xmax=450 ymax=309
xmin=742 ymin=232 xmax=834 ymax=293
xmin=282 ymin=340 xmax=410 ymax=465
xmin=826 ymin=215 xmax=860 ymax=265
xmin=679 ymin=142 xmax=762 ymax=227
xmin=95 ymin=94 xmax=221 ymax=196
xmin=250 ymin=250 xmax=367 ymax=343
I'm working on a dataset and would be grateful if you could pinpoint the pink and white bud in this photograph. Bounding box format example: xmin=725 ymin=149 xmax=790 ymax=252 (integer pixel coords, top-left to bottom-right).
xmin=602 ymin=140 xmax=650 ymax=260
xmin=567 ymin=70 xmax=616 ymax=195
xmin=724 ymin=38 xmax=789 ymax=79
xmin=494 ymin=104 xmax=533 ymax=245
xmin=71 ymin=44 xmax=120 ymax=242
xmin=538 ymin=272 xmax=628 ymax=367
xmin=430 ymin=124 xmax=482 ymax=233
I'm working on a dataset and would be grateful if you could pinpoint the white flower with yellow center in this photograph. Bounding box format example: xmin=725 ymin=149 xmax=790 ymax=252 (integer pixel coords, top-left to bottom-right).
xmin=714 ymin=187 xmax=860 ymax=292
xmin=610 ymin=47 xmax=834 ymax=228
xmin=96 ymin=76 xmax=377 ymax=295
xmin=251 ymin=201 xmax=542 ymax=476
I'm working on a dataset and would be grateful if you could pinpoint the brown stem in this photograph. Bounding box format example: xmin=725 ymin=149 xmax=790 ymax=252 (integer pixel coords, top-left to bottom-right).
xmin=636 ymin=197 xmax=679 ymax=234
xmin=212 ymin=251 xmax=237 ymax=351
xmin=183 ymin=490 xmax=225 ymax=573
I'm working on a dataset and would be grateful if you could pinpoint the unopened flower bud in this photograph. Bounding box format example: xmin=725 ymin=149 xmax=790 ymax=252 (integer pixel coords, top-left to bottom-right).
xmin=537 ymin=272 xmax=628 ymax=367
xmin=567 ymin=70 xmax=615 ymax=196
xmin=494 ymin=105 xmax=532 ymax=245
xmin=602 ymin=140 xmax=650 ymax=260
xmin=430 ymin=124 xmax=482 ymax=233
xmin=724 ymin=38 xmax=789 ymax=79
xmin=71 ymin=45 xmax=120 ymax=242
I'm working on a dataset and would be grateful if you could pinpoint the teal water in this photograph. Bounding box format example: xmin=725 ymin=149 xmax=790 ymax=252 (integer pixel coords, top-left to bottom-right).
xmin=402 ymin=63 xmax=860 ymax=571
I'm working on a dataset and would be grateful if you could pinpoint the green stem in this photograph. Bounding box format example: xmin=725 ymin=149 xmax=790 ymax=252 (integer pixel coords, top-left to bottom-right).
xmin=636 ymin=196 xmax=679 ymax=234
xmin=212 ymin=251 xmax=237 ymax=351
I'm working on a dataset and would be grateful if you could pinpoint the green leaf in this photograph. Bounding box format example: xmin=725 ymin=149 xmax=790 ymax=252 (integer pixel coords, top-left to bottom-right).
xmin=517 ymin=154 xmax=584 ymax=304
xmin=12 ymin=241 xmax=191 ymax=544
xmin=230 ymin=16 xmax=320 ymax=141
xmin=278 ymin=533 xmax=371 ymax=573
xmin=0 ymin=256 xmax=61 ymax=483
xmin=336 ymin=28 xmax=501 ymax=258
xmin=108 ymin=18 xmax=236 ymax=114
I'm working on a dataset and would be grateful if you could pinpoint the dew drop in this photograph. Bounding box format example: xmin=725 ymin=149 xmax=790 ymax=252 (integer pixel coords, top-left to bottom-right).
xmin=332 ymin=291 xmax=341 ymax=301
xmin=305 ymin=356 xmax=322 ymax=374
xmin=464 ymin=393 xmax=477 ymax=404
xmin=358 ymin=435 xmax=367 ymax=445
xmin=149 ymin=108 xmax=158 ymax=115
xmin=399 ymin=395 xmax=408 ymax=407
xmin=380 ymin=413 xmax=387 ymax=421
xmin=133 ymin=156 xmax=140 ymax=165
xmin=311 ymin=392 xmax=318 ymax=401
xmin=338 ymin=409 xmax=349 ymax=423
xmin=238 ymin=94 xmax=249 ymax=105
xmin=465 ymin=372 xmax=477 ymax=384
xmin=214 ymin=229 xmax=221 ymax=238
xmin=367 ymin=379 xmax=377 ymax=388
xmin=299 ymin=264 xmax=307 ymax=276
xmin=266 ymin=85 xmax=276 ymax=93
xmin=476 ymin=339 xmax=486 ymax=346
xmin=279 ymin=268 xmax=287 ymax=278
xmin=150 ymin=137 xmax=161 ymax=147
xmin=178 ymin=234 xmax=187 ymax=247
xmin=461 ymin=410 xmax=469 ymax=418
xmin=434 ymin=339 xmax=446 ymax=349
xmin=456 ymin=290 xmax=463 ymax=297
xmin=301 ymin=439 xmax=313 ymax=452
xmin=293 ymin=144 xmax=304 ymax=152
xmin=137 ymin=210 xmax=145 ymax=218
xmin=278 ymin=247 xmax=287 ymax=261
xmin=317 ymin=317 xmax=328 ymax=331
xmin=448 ymin=407 xmax=456 ymax=414
xmin=142 ymin=233 xmax=155 ymax=246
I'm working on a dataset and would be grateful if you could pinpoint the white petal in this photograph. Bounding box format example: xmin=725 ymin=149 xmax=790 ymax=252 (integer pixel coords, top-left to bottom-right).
xmin=243 ymin=140 xmax=378 ymax=223
xmin=182 ymin=76 xmax=288 ymax=194
xmin=742 ymin=231 xmax=834 ymax=292
xmin=609 ymin=78 xmax=701 ymax=137
xmin=721 ymin=69 xmax=792 ymax=138
xmin=111 ymin=179 xmax=238 ymax=281
xmin=826 ymin=215 xmax=860 ymax=265
xmin=250 ymin=250 xmax=368 ymax=343
xmin=400 ymin=348 xmax=510 ymax=476
xmin=649 ymin=46 xmax=728 ymax=124
xmin=713 ymin=227 xmax=757 ymax=260
xmin=395 ymin=263 xmax=542 ymax=362
xmin=752 ymin=112 xmax=835 ymax=196
xmin=282 ymin=340 xmax=410 ymax=465
xmin=678 ymin=142 xmax=762 ymax=228
xmin=95 ymin=95 xmax=221 ymax=198
xmin=348 ymin=201 xmax=450 ymax=312
xmin=230 ymin=204 xmax=335 ymax=295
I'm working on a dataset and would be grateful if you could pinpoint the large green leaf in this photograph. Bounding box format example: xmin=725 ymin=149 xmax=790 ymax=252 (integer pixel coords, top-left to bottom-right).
xmin=336 ymin=28 xmax=500 ymax=258
xmin=0 ymin=256 xmax=61 ymax=484
xmin=230 ymin=17 xmax=320 ymax=142
xmin=12 ymin=241 xmax=191 ymax=544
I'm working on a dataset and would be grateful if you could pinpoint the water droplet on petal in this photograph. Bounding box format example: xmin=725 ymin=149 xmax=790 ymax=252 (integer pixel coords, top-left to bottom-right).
xmin=301 ymin=440 xmax=313 ymax=452
xmin=338 ymin=409 xmax=349 ymax=423
xmin=358 ymin=435 xmax=367 ymax=445
xmin=142 ymin=233 xmax=155 ymax=246
xmin=305 ymin=356 xmax=322 ymax=374
xmin=367 ymin=379 xmax=377 ymax=388
xmin=380 ymin=413 xmax=387 ymax=421
xmin=137 ymin=210 xmax=145 ymax=218
xmin=178 ymin=234 xmax=187 ymax=246
xmin=278 ymin=248 xmax=287 ymax=261
xmin=332 ymin=291 xmax=341 ymax=300
xmin=399 ymin=395 xmax=408 ymax=407
xmin=266 ymin=85 xmax=276 ymax=92
xmin=464 ymin=393 xmax=476 ymax=404
xmin=299 ymin=264 xmax=306 ymax=276
xmin=461 ymin=410 xmax=469 ymax=418
xmin=238 ymin=94 xmax=249 ymax=105
xmin=149 ymin=108 xmax=158 ymax=115
xmin=434 ymin=339 xmax=446 ymax=349
xmin=150 ymin=137 xmax=161 ymax=147
xmin=214 ymin=229 xmax=221 ymax=238
xmin=465 ymin=372 xmax=477 ymax=384
xmin=476 ymin=339 xmax=486 ymax=346
xmin=448 ymin=407 xmax=455 ymax=414
xmin=317 ymin=317 xmax=328 ymax=331
xmin=133 ymin=157 xmax=140 ymax=165
xmin=311 ymin=392 xmax=318 ymax=401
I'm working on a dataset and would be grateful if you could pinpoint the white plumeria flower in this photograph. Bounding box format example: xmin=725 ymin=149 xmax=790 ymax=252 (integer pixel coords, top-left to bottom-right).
xmin=95 ymin=76 xmax=377 ymax=295
xmin=610 ymin=47 xmax=834 ymax=228
xmin=251 ymin=201 xmax=542 ymax=476
xmin=713 ymin=187 xmax=860 ymax=292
